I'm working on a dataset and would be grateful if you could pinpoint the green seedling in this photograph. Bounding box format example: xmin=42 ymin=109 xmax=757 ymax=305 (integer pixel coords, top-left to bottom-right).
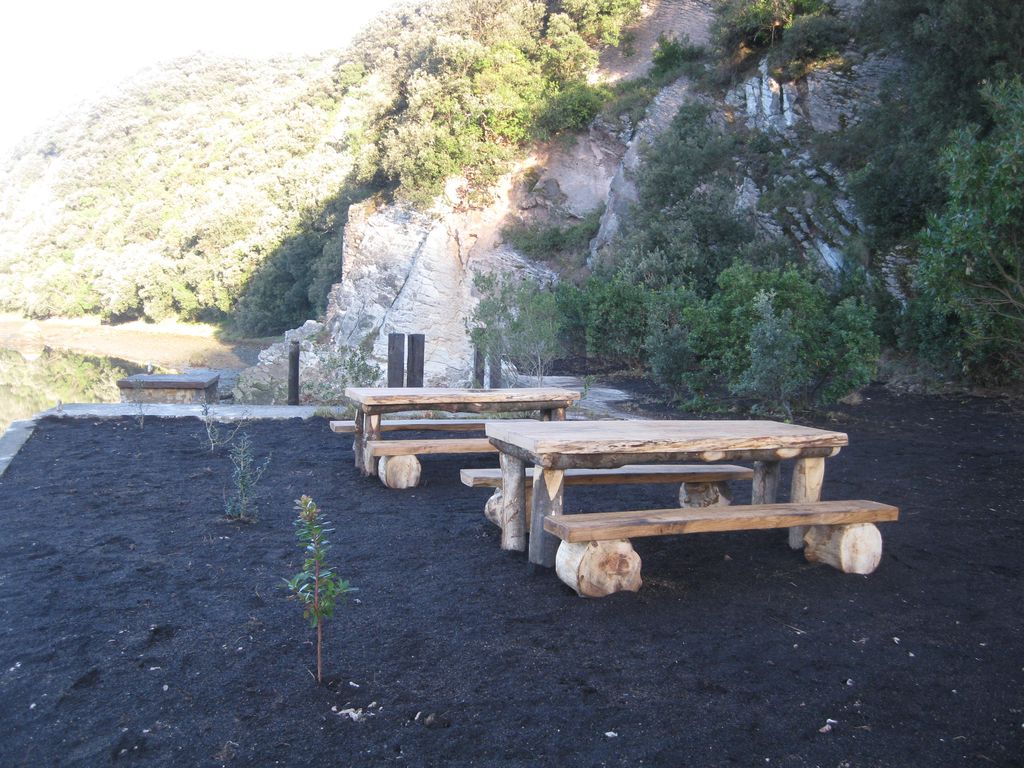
xmin=224 ymin=433 xmax=269 ymax=522
xmin=284 ymin=495 xmax=353 ymax=684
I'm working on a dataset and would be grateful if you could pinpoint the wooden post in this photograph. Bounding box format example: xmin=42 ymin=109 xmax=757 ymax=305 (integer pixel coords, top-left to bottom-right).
xmin=387 ymin=334 xmax=405 ymax=388
xmin=473 ymin=347 xmax=485 ymax=388
xmin=406 ymin=334 xmax=425 ymax=387
xmin=789 ymin=456 xmax=825 ymax=549
xmin=751 ymin=460 xmax=781 ymax=504
xmin=529 ymin=467 xmax=564 ymax=568
xmin=287 ymin=340 xmax=300 ymax=405
xmin=499 ymin=453 xmax=526 ymax=551
xmin=489 ymin=352 xmax=503 ymax=388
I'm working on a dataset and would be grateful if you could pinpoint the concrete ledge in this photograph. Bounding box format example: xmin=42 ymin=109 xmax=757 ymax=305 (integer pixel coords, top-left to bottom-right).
xmin=36 ymin=403 xmax=322 ymax=422
xmin=0 ymin=420 xmax=37 ymax=478
xmin=1 ymin=403 xmax=324 ymax=477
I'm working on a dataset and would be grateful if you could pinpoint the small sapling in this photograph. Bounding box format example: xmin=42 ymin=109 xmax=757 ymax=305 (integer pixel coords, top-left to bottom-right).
xmin=284 ymin=495 xmax=353 ymax=684
xmin=224 ymin=432 xmax=269 ymax=522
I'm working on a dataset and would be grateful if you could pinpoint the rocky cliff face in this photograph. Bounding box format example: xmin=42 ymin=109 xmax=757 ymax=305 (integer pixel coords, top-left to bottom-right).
xmin=238 ymin=0 xmax=896 ymax=398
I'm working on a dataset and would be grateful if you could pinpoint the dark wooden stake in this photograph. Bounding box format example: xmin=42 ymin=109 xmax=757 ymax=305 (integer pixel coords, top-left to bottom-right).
xmin=488 ymin=352 xmax=503 ymax=389
xmin=288 ymin=341 xmax=300 ymax=405
xmin=406 ymin=333 xmax=425 ymax=387
xmin=387 ymin=333 xmax=405 ymax=388
xmin=473 ymin=347 xmax=485 ymax=388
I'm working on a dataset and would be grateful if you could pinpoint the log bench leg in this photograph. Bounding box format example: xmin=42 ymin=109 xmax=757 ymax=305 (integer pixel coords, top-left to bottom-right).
xmin=378 ymin=455 xmax=422 ymax=489
xmin=485 ymin=488 xmax=533 ymax=528
xmin=555 ymin=539 xmax=642 ymax=597
xmin=679 ymin=481 xmax=732 ymax=507
xmin=789 ymin=457 xmax=824 ymax=549
xmin=804 ymin=523 xmax=883 ymax=574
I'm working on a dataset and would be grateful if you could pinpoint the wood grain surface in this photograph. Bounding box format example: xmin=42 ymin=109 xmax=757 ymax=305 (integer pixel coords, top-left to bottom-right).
xmin=543 ymin=500 xmax=898 ymax=542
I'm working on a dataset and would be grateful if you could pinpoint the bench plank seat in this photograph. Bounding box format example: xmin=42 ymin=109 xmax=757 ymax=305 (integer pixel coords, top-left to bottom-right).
xmin=460 ymin=464 xmax=753 ymax=488
xmin=544 ymin=500 xmax=899 ymax=543
xmin=367 ymin=438 xmax=498 ymax=457
xmin=331 ymin=419 xmax=488 ymax=434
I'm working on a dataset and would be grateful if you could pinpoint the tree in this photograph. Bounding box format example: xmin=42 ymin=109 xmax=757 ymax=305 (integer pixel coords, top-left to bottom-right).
xmin=917 ymin=78 xmax=1024 ymax=380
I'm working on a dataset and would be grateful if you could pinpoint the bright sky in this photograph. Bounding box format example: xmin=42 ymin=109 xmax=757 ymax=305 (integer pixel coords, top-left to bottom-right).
xmin=0 ymin=0 xmax=406 ymax=153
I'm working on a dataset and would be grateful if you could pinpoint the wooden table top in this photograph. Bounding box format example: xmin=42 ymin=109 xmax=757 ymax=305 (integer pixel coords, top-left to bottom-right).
xmin=485 ymin=419 xmax=848 ymax=458
xmin=345 ymin=387 xmax=581 ymax=407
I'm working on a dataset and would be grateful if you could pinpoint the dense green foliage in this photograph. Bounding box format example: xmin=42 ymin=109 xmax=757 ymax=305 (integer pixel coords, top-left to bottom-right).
xmin=917 ymin=78 xmax=1024 ymax=379
xmin=0 ymin=0 xmax=640 ymax=334
xmin=555 ymin=89 xmax=879 ymax=411
xmin=822 ymin=0 xmax=1024 ymax=382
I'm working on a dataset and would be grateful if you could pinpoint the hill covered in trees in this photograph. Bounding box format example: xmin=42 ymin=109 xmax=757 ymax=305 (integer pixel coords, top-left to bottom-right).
xmin=0 ymin=0 xmax=641 ymax=334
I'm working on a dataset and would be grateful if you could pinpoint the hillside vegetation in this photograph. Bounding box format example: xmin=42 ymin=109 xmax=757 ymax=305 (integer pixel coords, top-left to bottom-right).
xmin=470 ymin=0 xmax=1023 ymax=416
xmin=0 ymin=0 xmax=640 ymax=335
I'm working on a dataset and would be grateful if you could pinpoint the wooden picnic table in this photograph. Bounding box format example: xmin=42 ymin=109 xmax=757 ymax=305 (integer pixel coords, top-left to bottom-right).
xmin=484 ymin=419 xmax=850 ymax=566
xmin=344 ymin=386 xmax=580 ymax=480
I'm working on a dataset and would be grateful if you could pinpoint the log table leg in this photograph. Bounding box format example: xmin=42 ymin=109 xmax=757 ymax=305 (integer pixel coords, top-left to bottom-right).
xmin=353 ymin=410 xmax=365 ymax=471
xmin=529 ymin=467 xmax=564 ymax=568
xmin=499 ymin=454 xmax=527 ymax=551
xmin=360 ymin=414 xmax=381 ymax=477
xmin=751 ymin=460 xmax=781 ymax=504
xmin=789 ymin=456 xmax=825 ymax=549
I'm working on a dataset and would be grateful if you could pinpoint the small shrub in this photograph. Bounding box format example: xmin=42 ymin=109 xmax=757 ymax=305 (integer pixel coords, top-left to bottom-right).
xmin=651 ymin=34 xmax=705 ymax=83
xmin=535 ymin=83 xmax=610 ymax=137
xmin=198 ymin=403 xmax=245 ymax=453
xmin=767 ymin=11 xmax=848 ymax=81
xmin=730 ymin=290 xmax=806 ymax=418
xmin=284 ymin=495 xmax=353 ymax=685
xmin=224 ymin=433 xmax=270 ymax=522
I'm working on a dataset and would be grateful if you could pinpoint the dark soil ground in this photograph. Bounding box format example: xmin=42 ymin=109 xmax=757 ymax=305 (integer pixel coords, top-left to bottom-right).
xmin=0 ymin=386 xmax=1021 ymax=767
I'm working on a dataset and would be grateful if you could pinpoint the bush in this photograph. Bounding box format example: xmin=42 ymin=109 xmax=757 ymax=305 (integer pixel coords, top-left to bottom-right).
xmin=767 ymin=11 xmax=848 ymax=81
xmin=916 ymin=78 xmax=1024 ymax=381
xmin=535 ymin=83 xmax=610 ymax=137
xmin=650 ymin=34 xmax=705 ymax=82
xmin=647 ymin=263 xmax=879 ymax=410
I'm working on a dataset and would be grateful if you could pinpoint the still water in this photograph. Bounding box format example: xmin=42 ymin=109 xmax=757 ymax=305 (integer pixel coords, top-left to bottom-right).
xmin=0 ymin=347 xmax=150 ymax=435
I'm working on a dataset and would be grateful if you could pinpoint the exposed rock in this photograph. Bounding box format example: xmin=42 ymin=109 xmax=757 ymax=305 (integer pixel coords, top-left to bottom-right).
xmin=591 ymin=77 xmax=705 ymax=264
xmin=321 ymin=187 xmax=555 ymax=385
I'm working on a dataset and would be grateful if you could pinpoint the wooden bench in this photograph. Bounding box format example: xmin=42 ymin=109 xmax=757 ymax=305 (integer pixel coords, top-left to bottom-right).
xmin=461 ymin=464 xmax=754 ymax=527
xmin=543 ymin=499 xmax=900 ymax=597
xmin=330 ymin=419 xmax=487 ymax=434
xmin=367 ymin=438 xmax=498 ymax=489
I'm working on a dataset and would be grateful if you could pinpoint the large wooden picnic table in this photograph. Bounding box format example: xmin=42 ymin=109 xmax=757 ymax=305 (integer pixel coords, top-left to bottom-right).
xmin=484 ymin=419 xmax=849 ymax=566
xmin=345 ymin=386 xmax=580 ymax=477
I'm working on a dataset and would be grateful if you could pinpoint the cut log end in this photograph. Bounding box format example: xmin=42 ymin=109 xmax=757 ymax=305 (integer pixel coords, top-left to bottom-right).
xmin=679 ymin=481 xmax=732 ymax=508
xmin=804 ymin=523 xmax=883 ymax=575
xmin=378 ymin=455 xmax=422 ymax=489
xmin=555 ymin=540 xmax=642 ymax=597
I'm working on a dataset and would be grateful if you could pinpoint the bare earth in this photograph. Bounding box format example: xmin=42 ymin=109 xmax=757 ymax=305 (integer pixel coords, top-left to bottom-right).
xmin=0 ymin=385 xmax=1020 ymax=766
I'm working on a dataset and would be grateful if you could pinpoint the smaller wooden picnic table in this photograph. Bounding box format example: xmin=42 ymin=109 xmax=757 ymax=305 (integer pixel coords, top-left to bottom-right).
xmin=345 ymin=386 xmax=580 ymax=478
